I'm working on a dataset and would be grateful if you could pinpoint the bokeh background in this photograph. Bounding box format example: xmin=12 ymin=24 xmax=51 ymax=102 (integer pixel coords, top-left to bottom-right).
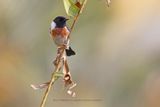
xmin=1 ymin=0 xmax=160 ymax=107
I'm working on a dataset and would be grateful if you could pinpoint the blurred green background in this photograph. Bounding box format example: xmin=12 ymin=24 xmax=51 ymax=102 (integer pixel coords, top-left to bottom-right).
xmin=1 ymin=0 xmax=160 ymax=107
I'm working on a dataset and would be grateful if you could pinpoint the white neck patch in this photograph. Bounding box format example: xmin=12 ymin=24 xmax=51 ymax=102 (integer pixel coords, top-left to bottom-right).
xmin=51 ymin=21 xmax=56 ymax=30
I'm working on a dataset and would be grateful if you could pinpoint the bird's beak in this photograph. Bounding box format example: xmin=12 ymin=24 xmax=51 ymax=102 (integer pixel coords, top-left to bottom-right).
xmin=66 ymin=18 xmax=69 ymax=21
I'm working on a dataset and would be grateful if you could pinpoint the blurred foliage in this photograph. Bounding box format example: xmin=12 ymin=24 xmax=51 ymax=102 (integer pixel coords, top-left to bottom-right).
xmin=0 ymin=0 xmax=160 ymax=107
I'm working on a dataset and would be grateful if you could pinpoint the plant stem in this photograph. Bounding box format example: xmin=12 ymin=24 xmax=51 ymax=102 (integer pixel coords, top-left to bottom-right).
xmin=40 ymin=49 xmax=64 ymax=107
xmin=68 ymin=0 xmax=87 ymax=39
xmin=40 ymin=0 xmax=87 ymax=107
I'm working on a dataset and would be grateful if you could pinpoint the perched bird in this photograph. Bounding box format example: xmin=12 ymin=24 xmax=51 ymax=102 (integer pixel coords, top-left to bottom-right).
xmin=50 ymin=16 xmax=75 ymax=56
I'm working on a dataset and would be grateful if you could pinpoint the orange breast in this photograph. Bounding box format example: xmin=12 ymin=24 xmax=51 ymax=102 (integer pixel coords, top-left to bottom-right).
xmin=50 ymin=27 xmax=69 ymax=38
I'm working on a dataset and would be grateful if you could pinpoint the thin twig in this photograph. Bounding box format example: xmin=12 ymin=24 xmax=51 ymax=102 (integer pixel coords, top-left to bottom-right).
xmin=68 ymin=0 xmax=88 ymax=39
xmin=40 ymin=49 xmax=65 ymax=107
xmin=40 ymin=0 xmax=87 ymax=107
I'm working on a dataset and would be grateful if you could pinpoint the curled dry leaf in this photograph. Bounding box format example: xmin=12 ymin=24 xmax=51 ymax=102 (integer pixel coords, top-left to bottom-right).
xmin=64 ymin=74 xmax=73 ymax=87
xmin=62 ymin=51 xmax=77 ymax=97
xmin=31 ymin=72 xmax=63 ymax=90
xmin=67 ymin=83 xmax=77 ymax=97
xmin=30 ymin=82 xmax=50 ymax=90
xmin=68 ymin=83 xmax=77 ymax=90
xmin=67 ymin=90 xmax=76 ymax=97
xmin=63 ymin=55 xmax=73 ymax=86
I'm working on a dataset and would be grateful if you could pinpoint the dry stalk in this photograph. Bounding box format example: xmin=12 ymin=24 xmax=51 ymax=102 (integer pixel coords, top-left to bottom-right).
xmin=40 ymin=0 xmax=88 ymax=107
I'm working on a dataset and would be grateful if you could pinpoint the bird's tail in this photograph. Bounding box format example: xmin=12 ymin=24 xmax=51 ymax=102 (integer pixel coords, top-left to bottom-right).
xmin=65 ymin=47 xmax=76 ymax=56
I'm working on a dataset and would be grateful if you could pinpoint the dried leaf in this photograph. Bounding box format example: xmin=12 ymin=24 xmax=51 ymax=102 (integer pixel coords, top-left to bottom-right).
xmin=30 ymin=82 xmax=50 ymax=90
xmin=67 ymin=90 xmax=76 ymax=97
xmin=67 ymin=83 xmax=77 ymax=97
xmin=63 ymin=55 xmax=73 ymax=86
xmin=69 ymin=83 xmax=77 ymax=90
xmin=64 ymin=74 xmax=72 ymax=86
xmin=30 ymin=72 xmax=63 ymax=90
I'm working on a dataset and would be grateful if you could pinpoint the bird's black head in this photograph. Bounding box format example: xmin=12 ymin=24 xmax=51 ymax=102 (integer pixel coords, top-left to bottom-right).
xmin=53 ymin=16 xmax=69 ymax=28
